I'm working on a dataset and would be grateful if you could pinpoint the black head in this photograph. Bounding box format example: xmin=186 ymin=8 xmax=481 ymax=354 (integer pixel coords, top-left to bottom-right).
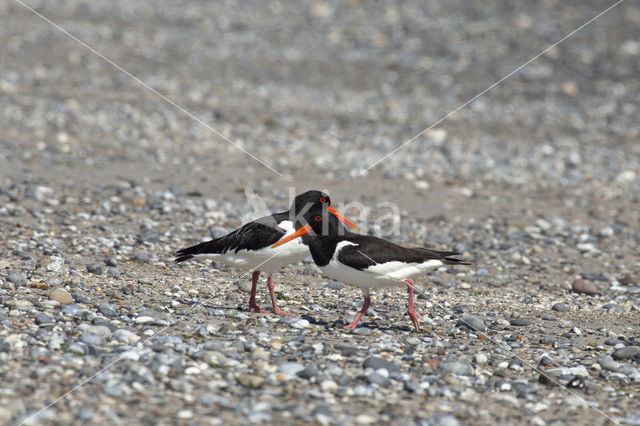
xmin=289 ymin=190 xmax=331 ymax=215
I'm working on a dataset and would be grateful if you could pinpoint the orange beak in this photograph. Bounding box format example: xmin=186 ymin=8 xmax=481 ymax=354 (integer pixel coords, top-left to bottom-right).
xmin=271 ymin=224 xmax=313 ymax=248
xmin=328 ymin=206 xmax=358 ymax=230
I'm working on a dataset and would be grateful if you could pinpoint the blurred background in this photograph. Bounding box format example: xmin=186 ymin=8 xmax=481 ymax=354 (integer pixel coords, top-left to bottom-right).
xmin=1 ymin=0 xmax=638 ymax=219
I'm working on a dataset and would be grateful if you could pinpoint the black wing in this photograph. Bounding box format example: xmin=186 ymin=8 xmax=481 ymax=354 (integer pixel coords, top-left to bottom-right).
xmin=337 ymin=235 xmax=469 ymax=270
xmin=175 ymin=213 xmax=288 ymax=262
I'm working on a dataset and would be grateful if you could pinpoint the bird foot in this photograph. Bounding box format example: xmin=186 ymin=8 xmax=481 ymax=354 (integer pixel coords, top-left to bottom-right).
xmin=272 ymin=308 xmax=295 ymax=317
xmin=248 ymin=304 xmax=269 ymax=314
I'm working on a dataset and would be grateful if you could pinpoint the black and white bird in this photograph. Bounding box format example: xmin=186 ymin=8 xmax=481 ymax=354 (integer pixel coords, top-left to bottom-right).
xmin=272 ymin=206 xmax=469 ymax=330
xmin=175 ymin=190 xmax=357 ymax=316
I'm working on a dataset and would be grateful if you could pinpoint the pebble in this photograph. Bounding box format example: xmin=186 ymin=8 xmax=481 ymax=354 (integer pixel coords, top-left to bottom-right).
xmin=571 ymin=279 xmax=599 ymax=295
xmin=98 ymin=303 xmax=118 ymax=317
xmin=80 ymin=332 xmax=103 ymax=346
xmin=107 ymin=267 xmax=120 ymax=277
xmin=112 ymin=329 xmax=141 ymax=344
xmin=7 ymin=272 xmax=27 ymax=286
xmin=290 ymin=319 xmax=310 ymax=329
xmin=366 ymin=371 xmax=391 ymax=387
xmin=297 ymin=364 xmax=318 ymax=379
xmin=363 ymin=356 xmax=401 ymax=374
xmin=456 ymin=315 xmax=486 ymax=332
xmin=46 ymin=256 xmax=65 ymax=272
xmin=439 ymin=359 xmax=474 ymax=377
xmin=507 ymin=318 xmax=533 ymax=326
xmin=237 ymin=374 xmax=264 ymax=388
xmin=612 ymin=347 xmax=640 ymax=361
xmin=597 ymin=356 xmax=621 ymax=372
xmin=551 ymin=302 xmax=569 ymax=312
xmin=132 ymin=252 xmax=150 ymax=263
xmin=49 ymin=288 xmax=74 ymax=305
xmin=86 ymin=263 xmax=104 ymax=275
xmin=34 ymin=313 xmax=54 ymax=326
xmin=104 ymin=257 xmax=118 ymax=267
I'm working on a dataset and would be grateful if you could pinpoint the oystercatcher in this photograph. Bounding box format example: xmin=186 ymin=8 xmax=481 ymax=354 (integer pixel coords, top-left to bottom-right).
xmin=175 ymin=190 xmax=357 ymax=316
xmin=272 ymin=207 xmax=469 ymax=330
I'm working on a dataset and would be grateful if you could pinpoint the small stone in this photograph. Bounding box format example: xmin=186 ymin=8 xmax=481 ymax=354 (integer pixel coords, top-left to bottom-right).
xmin=107 ymin=267 xmax=120 ymax=277
xmin=132 ymin=252 xmax=150 ymax=263
xmin=7 ymin=272 xmax=27 ymax=286
xmin=428 ymin=414 xmax=460 ymax=426
xmin=363 ymin=356 xmax=401 ymax=374
xmin=134 ymin=316 xmax=155 ymax=324
xmin=290 ymin=319 xmax=310 ymax=329
xmin=87 ymin=325 xmax=112 ymax=338
xmin=297 ymin=364 xmax=318 ymax=379
xmin=552 ymin=302 xmax=570 ymax=312
xmin=597 ymin=355 xmax=621 ymax=372
xmin=112 ymin=329 xmax=141 ymax=344
xmin=80 ymin=333 xmax=103 ymax=346
xmin=456 ymin=315 xmax=486 ymax=332
xmin=46 ymin=256 xmax=64 ymax=272
xmin=237 ymin=374 xmax=264 ymax=388
xmin=366 ymin=371 xmax=391 ymax=387
xmin=177 ymin=410 xmax=193 ymax=420
xmin=439 ymin=359 xmax=474 ymax=376
xmin=320 ymin=380 xmax=338 ymax=392
xmin=571 ymin=279 xmax=599 ymax=295
xmin=474 ymin=353 xmax=488 ymax=365
xmin=86 ymin=263 xmax=103 ymax=275
xmin=612 ymin=347 xmax=640 ymax=361
xmin=104 ymin=257 xmax=118 ymax=267
xmin=278 ymin=362 xmax=305 ymax=377
xmin=49 ymin=288 xmax=74 ymax=305
xmin=507 ymin=318 xmax=533 ymax=326
xmin=98 ymin=303 xmax=118 ymax=317
xmin=35 ymin=313 xmax=54 ymax=326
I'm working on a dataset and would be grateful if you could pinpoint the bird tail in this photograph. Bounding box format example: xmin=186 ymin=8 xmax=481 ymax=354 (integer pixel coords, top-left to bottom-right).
xmin=175 ymin=239 xmax=226 ymax=263
xmin=415 ymin=248 xmax=471 ymax=266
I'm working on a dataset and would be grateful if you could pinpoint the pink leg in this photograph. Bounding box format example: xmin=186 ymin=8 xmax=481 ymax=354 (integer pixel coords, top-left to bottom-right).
xmin=404 ymin=279 xmax=420 ymax=331
xmin=248 ymin=271 xmax=268 ymax=313
xmin=344 ymin=290 xmax=371 ymax=329
xmin=267 ymin=275 xmax=294 ymax=316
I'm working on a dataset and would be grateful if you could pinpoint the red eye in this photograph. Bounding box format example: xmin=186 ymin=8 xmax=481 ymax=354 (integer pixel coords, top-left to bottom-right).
xmin=319 ymin=197 xmax=327 ymax=203
xmin=314 ymin=215 xmax=322 ymax=222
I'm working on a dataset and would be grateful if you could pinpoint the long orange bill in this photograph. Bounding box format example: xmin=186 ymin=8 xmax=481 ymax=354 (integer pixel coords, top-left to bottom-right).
xmin=328 ymin=206 xmax=358 ymax=230
xmin=271 ymin=224 xmax=313 ymax=248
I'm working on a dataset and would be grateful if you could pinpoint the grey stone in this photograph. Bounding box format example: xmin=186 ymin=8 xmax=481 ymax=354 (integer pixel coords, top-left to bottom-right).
xmin=597 ymin=355 xmax=621 ymax=372
xmin=297 ymin=364 xmax=318 ymax=379
xmin=552 ymin=302 xmax=570 ymax=312
xmin=366 ymin=371 xmax=391 ymax=387
xmin=439 ymin=359 xmax=474 ymax=376
xmin=612 ymin=346 xmax=640 ymax=361
xmin=86 ymin=263 xmax=103 ymax=275
xmin=98 ymin=303 xmax=118 ymax=317
xmin=456 ymin=315 xmax=486 ymax=332
xmin=7 ymin=272 xmax=27 ymax=286
xmin=363 ymin=356 xmax=401 ymax=374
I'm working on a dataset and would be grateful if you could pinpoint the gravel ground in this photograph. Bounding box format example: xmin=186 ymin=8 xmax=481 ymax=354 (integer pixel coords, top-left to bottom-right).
xmin=1 ymin=0 xmax=640 ymax=425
